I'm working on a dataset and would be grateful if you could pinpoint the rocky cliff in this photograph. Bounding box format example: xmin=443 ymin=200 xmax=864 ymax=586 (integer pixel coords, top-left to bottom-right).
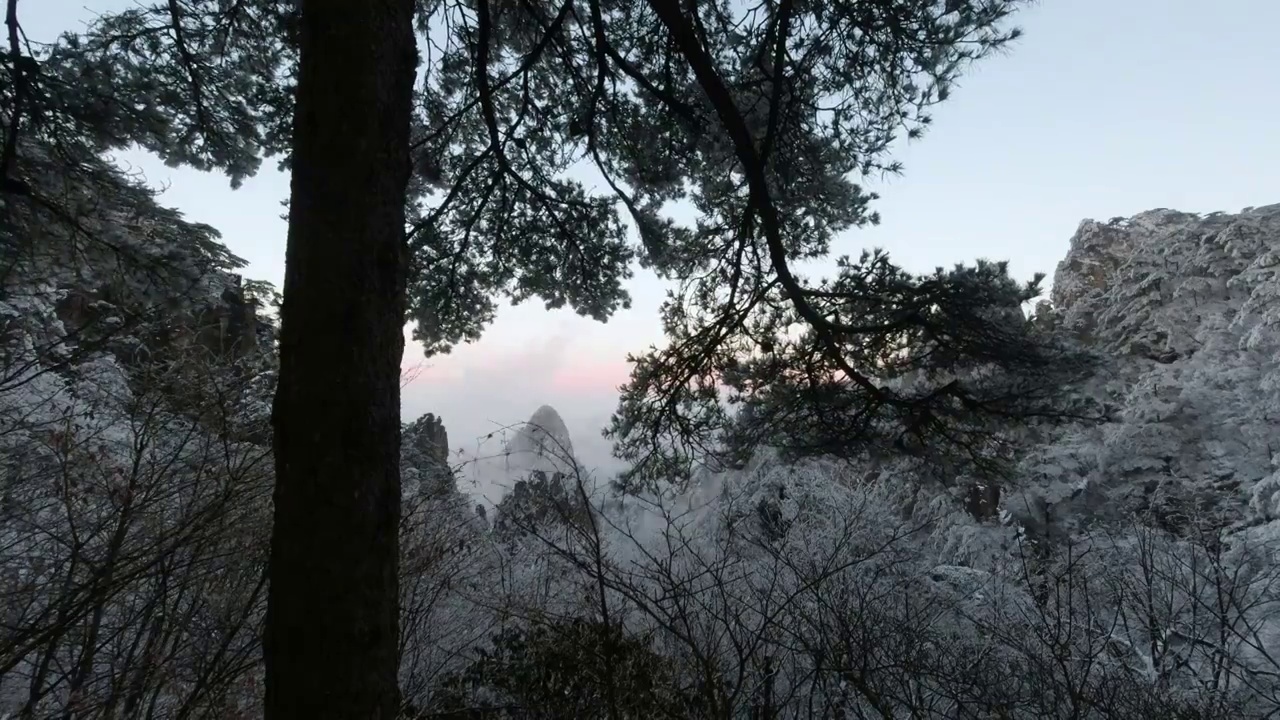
xmin=1023 ymin=203 xmax=1280 ymax=533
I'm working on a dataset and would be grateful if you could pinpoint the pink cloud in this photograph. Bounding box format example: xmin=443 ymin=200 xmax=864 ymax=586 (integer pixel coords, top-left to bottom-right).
xmin=546 ymin=356 xmax=631 ymax=395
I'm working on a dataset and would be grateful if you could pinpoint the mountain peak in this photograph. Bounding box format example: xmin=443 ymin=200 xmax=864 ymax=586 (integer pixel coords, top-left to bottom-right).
xmin=503 ymin=404 xmax=575 ymax=475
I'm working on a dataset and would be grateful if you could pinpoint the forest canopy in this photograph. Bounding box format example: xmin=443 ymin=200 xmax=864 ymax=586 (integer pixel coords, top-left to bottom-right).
xmin=1 ymin=0 xmax=1277 ymax=718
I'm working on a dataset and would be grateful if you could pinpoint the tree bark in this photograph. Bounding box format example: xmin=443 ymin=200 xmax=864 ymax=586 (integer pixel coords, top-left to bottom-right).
xmin=264 ymin=0 xmax=416 ymax=716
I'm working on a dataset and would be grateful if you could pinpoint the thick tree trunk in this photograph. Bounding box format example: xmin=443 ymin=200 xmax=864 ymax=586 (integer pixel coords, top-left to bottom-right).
xmin=264 ymin=0 xmax=416 ymax=716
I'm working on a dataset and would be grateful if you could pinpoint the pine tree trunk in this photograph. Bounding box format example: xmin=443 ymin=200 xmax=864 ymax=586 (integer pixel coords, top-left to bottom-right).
xmin=264 ymin=0 xmax=416 ymax=716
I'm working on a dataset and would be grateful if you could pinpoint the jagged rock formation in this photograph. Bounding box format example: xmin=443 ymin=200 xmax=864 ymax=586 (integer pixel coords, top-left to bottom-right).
xmin=209 ymin=279 xmax=275 ymax=358
xmin=489 ymin=405 xmax=590 ymax=541
xmin=405 ymin=412 xmax=450 ymax=468
xmin=1052 ymin=204 xmax=1280 ymax=360
xmin=1022 ymin=203 xmax=1280 ymax=534
xmin=402 ymin=412 xmax=456 ymax=504
xmin=490 ymin=470 xmax=589 ymax=542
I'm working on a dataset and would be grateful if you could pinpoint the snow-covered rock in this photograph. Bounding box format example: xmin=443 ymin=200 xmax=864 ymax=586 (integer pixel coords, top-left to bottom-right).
xmin=1020 ymin=204 xmax=1280 ymax=534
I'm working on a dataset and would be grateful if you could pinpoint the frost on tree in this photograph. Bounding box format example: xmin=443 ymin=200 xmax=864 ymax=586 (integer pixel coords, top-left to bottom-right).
xmin=6 ymin=0 xmax=1280 ymax=712
xmin=0 ymin=130 xmax=491 ymax=717
xmin=0 ymin=130 xmax=279 ymax=716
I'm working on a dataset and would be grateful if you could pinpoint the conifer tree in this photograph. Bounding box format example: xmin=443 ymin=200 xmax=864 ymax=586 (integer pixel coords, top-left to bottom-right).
xmin=9 ymin=0 xmax=1096 ymax=712
xmin=261 ymin=0 xmax=416 ymax=718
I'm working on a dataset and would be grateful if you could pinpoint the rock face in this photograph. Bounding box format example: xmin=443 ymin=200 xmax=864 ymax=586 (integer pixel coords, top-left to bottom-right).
xmin=503 ymin=404 xmax=576 ymax=475
xmin=209 ymin=280 xmax=273 ymax=358
xmin=491 ymin=405 xmax=592 ymax=541
xmin=406 ymin=412 xmax=450 ymax=468
xmin=402 ymin=412 xmax=453 ymax=499
xmin=1051 ymin=204 xmax=1280 ymax=358
xmin=1030 ymin=203 xmax=1280 ymax=533
xmin=51 ymin=272 xmax=273 ymax=368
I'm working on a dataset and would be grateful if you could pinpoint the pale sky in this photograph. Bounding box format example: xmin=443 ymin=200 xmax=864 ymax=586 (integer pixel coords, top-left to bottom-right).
xmin=27 ymin=0 xmax=1280 ymax=476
